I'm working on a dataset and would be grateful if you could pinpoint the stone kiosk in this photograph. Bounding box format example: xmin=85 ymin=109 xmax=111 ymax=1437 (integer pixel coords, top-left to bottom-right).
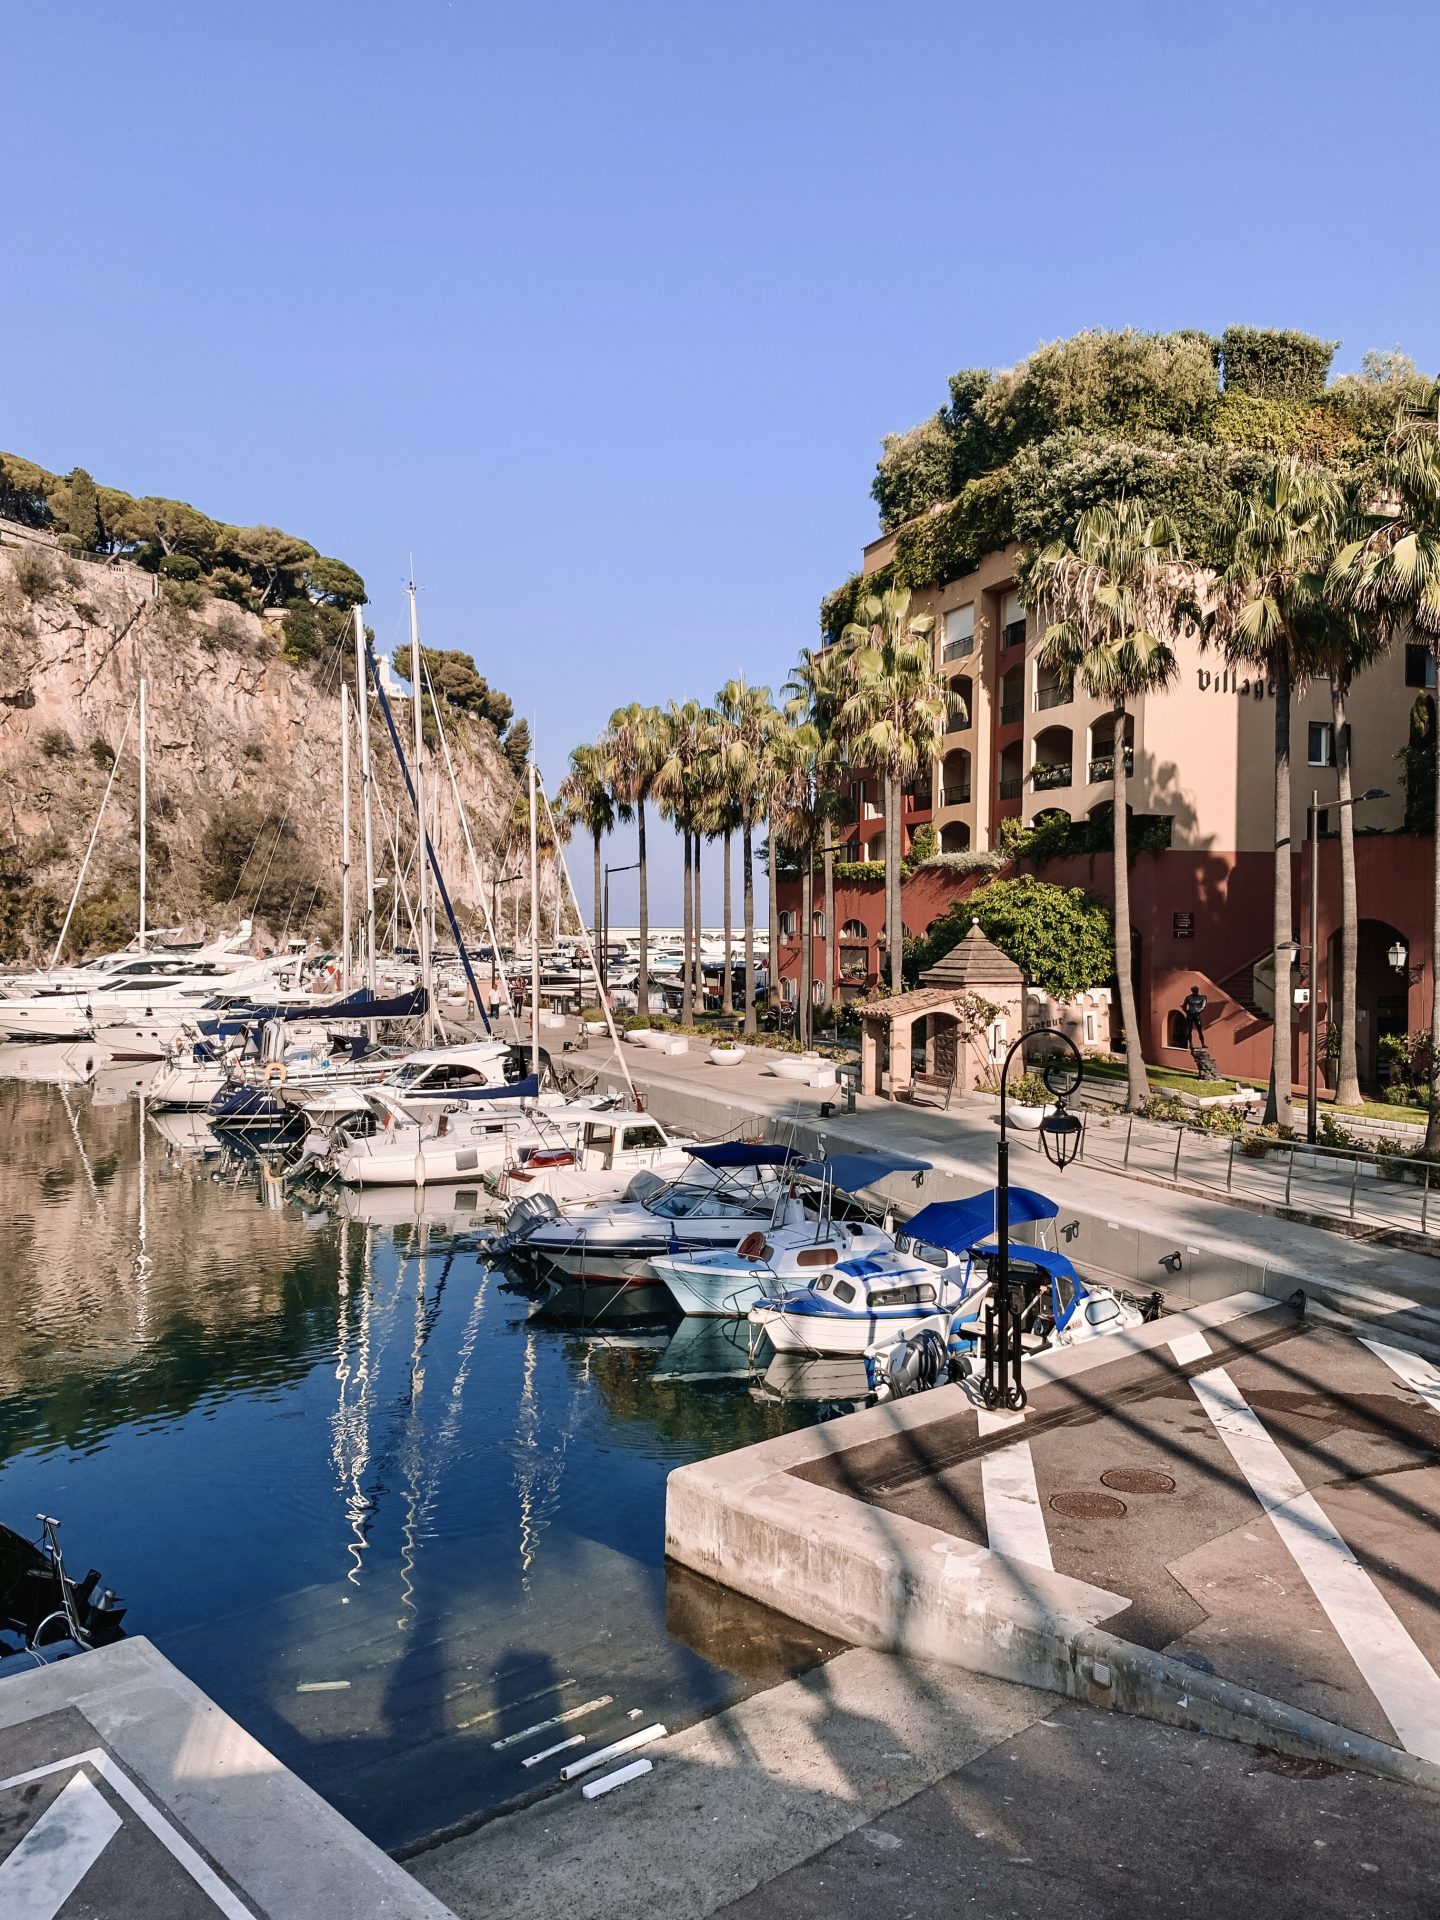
xmin=859 ymin=921 xmax=1024 ymax=1101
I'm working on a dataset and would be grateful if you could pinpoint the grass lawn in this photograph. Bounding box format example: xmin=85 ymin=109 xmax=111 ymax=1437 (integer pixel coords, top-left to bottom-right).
xmin=1083 ymin=1058 xmax=1243 ymax=1099
xmin=1333 ymin=1100 xmax=1428 ymax=1127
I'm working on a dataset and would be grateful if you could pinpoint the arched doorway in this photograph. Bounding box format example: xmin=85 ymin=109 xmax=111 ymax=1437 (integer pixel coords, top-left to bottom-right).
xmin=1333 ymin=918 xmax=1413 ymax=1089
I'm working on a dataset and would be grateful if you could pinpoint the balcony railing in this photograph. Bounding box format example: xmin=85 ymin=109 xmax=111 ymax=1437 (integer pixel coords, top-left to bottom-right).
xmin=942 ymin=636 xmax=974 ymax=662
xmin=998 ymin=775 xmax=1023 ymax=801
xmin=1032 ymin=761 xmax=1073 ymax=791
xmin=1035 ymin=683 xmax=1070 ymax=710
xmin=903 ymin=788 xmax=933 ymax=811
xmin=1001 ymin=620 xmax=1026 ymax=650
xmin=1000 ymin=700 xmax=1023 ymax=726
xmin=947 ymin=706 xmax=972 ymax=732
xmin=941 ymin=783 xmax=971 ymax=807
xmin=1088 ymin=749 xmax=1134 ymax=782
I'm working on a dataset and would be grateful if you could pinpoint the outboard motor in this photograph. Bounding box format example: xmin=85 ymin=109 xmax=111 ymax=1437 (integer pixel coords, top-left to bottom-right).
xmin=866 ymin=1328 xmax=949 ymax=1403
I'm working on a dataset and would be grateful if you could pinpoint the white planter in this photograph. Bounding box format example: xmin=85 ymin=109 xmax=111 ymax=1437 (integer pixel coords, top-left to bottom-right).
xmin=624 ymin=1028 xmax=655 ymax=1046
xmin=583 ymin=1019 xmax=609 ymax=1036
xmin=768 ymin=1052 xmax=825 ymax=1083
xmin=1006 ymin=1101 xmax=1054 ymax=1131
xmin=641 ymin=1029 xmax=675 ymax=1051
xmin=540 ymin=1012 xmax=567 ymax=1030
xmin=707 ymin=1045 xmax=747 ymax=1067
xmin=661 ymin=1038 xmax=689 ymax=1056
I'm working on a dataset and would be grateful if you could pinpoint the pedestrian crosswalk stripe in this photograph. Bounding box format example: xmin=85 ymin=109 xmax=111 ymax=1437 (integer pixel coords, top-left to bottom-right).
xmin=0 ymin=1772 xmax=120 ymax=1920
xmin=981 ymin=1440 xmax=1053 ymax=1570
xmin=1190 ymin=1363 xmax=1440 ymax=1765
xmin=1358 ymin=1337 xmax=1440 ymax=1417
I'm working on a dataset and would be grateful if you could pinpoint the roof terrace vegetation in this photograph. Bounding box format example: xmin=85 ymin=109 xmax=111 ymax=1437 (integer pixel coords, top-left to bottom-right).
xmin=821 ymin=327 xmax=1435 ymax=639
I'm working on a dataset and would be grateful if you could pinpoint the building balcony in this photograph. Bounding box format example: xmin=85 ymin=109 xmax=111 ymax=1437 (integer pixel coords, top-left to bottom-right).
xmin=902 ymin=786 xmax=933 ymax=812
xmin=998 ymin=775 xmax=1023 ymax=801
xmin=1088 ymin=749 xmax=1134 ymax=782
xmin=1001 ymin=619 xmax=1026 ymax=651
xmin=941 ymin=783 xmax=971 ymax=807
xmin=1035 ymin=683 xmax=1070 ymax=710
xmin=942 ymin=637 xmax=974 ymax=662
xmin=1000 ymin=700 xmax=1023 ymax=726
xmin=1032 ymin=762 xmax=1073 ymax=792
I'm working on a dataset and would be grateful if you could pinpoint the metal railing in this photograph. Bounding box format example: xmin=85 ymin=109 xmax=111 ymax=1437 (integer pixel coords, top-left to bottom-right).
xmin=1035 ymin=683 xmax=1069 ymax=710
xmin=998 ymin=775 xmax=1023 ymax=801
xmin=942 ymin=783 xmax=971 ymax=806
xmin=942 ymin=637 xmax=974 ymax=662
xmin=1001 ymin=621 xmax=1026 ymax=650
xmin=1032 ymin=762 xmax=1072 ymax=791
xmin=1081 ymin=1107 xmax=1440 ymax=1239
xmin=1088 ymin=749 xmax=1134 ymax=782
xmin=1000 ymin=701 xmax=1023 ymax=726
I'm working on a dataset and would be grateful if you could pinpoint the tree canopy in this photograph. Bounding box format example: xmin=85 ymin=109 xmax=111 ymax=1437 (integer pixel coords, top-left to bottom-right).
xmin=904 ymin=875 xmax=1115 ymax=1000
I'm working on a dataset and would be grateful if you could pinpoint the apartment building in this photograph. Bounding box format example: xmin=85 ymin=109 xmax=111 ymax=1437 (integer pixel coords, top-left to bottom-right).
xmin=783 ymin=525 xmax=1431 ymax=1092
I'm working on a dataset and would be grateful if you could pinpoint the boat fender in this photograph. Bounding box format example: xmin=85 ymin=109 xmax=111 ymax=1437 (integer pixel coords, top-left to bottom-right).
xmin=265 ymin=1062 xmax=288 ymax=1083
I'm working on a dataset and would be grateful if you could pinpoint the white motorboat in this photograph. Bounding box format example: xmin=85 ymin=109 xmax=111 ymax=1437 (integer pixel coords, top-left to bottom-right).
xmin=650 ymin=1150 xmax=931 ymax=1318
xmin=0 ymin=948 xmax=303 ymax=1042
xmin=750 ymin=1186 xmax=1058 ymax=1358
xmin=501 ymin=1142 xmax=800 ymax=1289
xmin=328 ymin=1086 xmax=611 ymax=1187
xmin=487 ymin=1109 xmax=698 ymax=1210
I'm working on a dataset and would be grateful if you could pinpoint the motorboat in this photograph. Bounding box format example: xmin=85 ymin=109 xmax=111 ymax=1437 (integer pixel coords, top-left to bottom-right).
xmin=487 ymin=1108 xmax=699 ymax=1210
xmin=963 ymin=1242 xmax=1152 ymax=1350
xmin=327 ymin=1085 xmax=611 ymax=1187
xmin=0 ymin=939 xmax=305 ymax=1043
xmin=750 ymin=1185 xmax=1058 ymax=1358
xmin=650 ymin=1150 xmax=932 ymax=1318
xmin=501 ymin=1142 xmax=801 ymax=1290
xmin=0 ymin=1515 xmax=126 ymax=1657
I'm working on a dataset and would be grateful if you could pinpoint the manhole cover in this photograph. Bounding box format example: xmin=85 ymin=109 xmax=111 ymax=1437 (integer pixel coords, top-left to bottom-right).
xmin=1101 ymin=1468 xmax=1176 ymax=1495
xmin=1049 ymin=1491 xmax=1126 ymax=1519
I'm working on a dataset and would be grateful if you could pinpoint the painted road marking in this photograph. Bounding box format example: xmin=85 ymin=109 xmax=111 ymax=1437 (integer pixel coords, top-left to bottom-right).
xmin=0 ymin=1752 xmax=253 ymax=1918
xmin=981 ymin=1440 xmax=1053 ymax=1570
xmin=0 ymin=1771 xmax=121 ymax=1919
xmin=1168 ymin=1330 xmax=1213 ymax=1366
xmin=976 ymin=1407 xmax=1026 ymax=1436
xmin=1359 ymin=1337 xmax=1440 ymax=1416
xmin=1190 ymin=1365 xmax=1440 ymax=1764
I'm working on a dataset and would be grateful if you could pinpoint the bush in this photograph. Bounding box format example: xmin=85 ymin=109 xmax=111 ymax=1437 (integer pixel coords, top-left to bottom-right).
xmin=38 ymin=726 xmax=74 ymax=759
xmin=1009 ymin=1071 xmax=1053 ymax=1107
xmin=11 ymin=546 xmax=57 ymax=597
xmin=159 ymin=552 xmax=202 ymax=580
xmin=162 ymin=578 xmax=207 ymax=611
xmin=88 ymin=734 xmax=116 ymax=768
xmin=1218 ymin=327 xmax=1337 ymax=402
xmin=200 ymin=798 xmax=328 ymax=925
xmin=906 ymin=874 xmax=1114 ymax=999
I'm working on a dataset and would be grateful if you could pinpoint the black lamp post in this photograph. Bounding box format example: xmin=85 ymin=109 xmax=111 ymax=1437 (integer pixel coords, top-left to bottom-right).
xmin=981 ymin=1026 xmax=1085 ymax=1412
xmin=1304 ymin=787 xmax=1388 ymax=1142
xmin=602 ymin=861 xmax=640 ymax=998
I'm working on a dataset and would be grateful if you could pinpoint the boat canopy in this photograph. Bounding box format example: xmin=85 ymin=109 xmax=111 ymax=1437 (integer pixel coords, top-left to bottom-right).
xmin=797 ymin=1151 xmax=932 ymax=1192
xmin=969 ymin=1241 xmax=1078 ymax=1281
xmin=688 ymin=1142 xmax=799 ymax=1169
xmin=903 ymin=1186 xmax=1057 ymax=1253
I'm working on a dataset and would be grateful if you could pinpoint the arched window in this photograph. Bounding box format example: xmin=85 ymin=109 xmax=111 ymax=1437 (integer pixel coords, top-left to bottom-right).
xmin=1165 ymin=1010 xmax=1188 ymax=1049
xmin=781 ymin=976 xmax=798 ymax=1005
xmin=841 ymin=919 xmax=867 ymax=940
xmin=778 ymin=909 xmax=796 ymax=936
xmin=812 ymin=910 xmax=826 ymax=938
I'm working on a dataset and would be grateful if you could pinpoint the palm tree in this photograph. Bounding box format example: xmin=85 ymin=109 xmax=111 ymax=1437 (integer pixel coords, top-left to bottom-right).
xmin=604 ymin=702 xmax=662 ymax=1020
xmin=1028 ymin=501 xmax=1191 ymax=1113
xmin=1331 ymin=430 xmax=1440 ymax=1142
xmin=838 ymin=588 xmax=943 ymax=995
xmin=1302 ymin=598 xmax=1387 ymax=1112
xmin=786 ymin=646 xmax=851 ymax=1019
xmin=557 ymin=742 xmax=614 ymax=977
xmin=1211 ymin=458 xmax=1346 ymax=1129
xmin=768 ymin=713 xmax=825 ymax=1046
xmin=716 ymin=679 xmax=780 ymax=1036
xmin=652 ymin=699 xmax=713 ymax=1026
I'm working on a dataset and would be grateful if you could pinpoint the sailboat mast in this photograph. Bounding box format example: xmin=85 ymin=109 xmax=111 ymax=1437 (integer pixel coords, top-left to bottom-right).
xmin=341 ymin=678 xmax=353 ymax=993
xmin=408 ymin=578 xmax=433 ymax=1041
xmin=528 ymin=757 xmax=540 ymax=1081
xmin=137 ymin=676 xmax=148 ymax=950
xmin=352 ymin=606 xmax=378 ymax=993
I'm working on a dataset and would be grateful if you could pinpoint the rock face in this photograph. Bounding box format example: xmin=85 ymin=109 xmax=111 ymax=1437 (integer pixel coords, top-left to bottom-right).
xmin=0 ymin=532 xmax=524 ymax=961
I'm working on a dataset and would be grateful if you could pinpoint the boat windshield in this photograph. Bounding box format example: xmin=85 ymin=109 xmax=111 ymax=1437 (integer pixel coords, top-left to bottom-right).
xmin=650 ymin=1184 xmax=757 ymax=1220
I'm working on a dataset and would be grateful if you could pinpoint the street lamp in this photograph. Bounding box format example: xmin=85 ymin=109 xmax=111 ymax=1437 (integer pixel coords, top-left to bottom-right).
xmin=489 ymin=871 xmax=523 ymax=984
xmin=982 ymin=1027 xmax=1084 ymax=1413
xmin=1305 ymin=787 xmax=1388 ymax=1143
xmin=602 ymin=861 xmax=640 ymax=998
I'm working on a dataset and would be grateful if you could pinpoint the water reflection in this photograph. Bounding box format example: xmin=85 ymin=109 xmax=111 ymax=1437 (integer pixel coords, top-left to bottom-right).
xmin=0 ymin=1073 xmax=829 ymax=1850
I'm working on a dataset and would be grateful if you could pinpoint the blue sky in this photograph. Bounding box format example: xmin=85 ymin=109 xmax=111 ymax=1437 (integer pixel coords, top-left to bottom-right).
xmin=6 ymin=1 xmax=1438 ymax=922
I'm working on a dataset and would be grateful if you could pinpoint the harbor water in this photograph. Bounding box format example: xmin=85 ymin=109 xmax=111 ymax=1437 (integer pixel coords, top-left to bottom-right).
xmin=0 ymin=1069 xmax=837 ymax=1850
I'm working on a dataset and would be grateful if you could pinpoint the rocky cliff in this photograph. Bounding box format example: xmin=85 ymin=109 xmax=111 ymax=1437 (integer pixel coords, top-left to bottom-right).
xmin=0 ymin=529 xmax=523 ymax=961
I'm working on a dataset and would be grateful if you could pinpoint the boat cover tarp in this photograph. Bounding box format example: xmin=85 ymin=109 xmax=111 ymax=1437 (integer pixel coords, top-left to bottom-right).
xmin=904 ymin=1186 xmax=1057 ymax=1253
xmin=798 ymin=1151 xmax=932 ymax=1192
xmin=688 ymin=1142 xmax=799 ymax=1169
xmin=435 ymin=1074 xmax=539 ymax=1103
xmin=968 ymin=1241 xmax=1081 ymax=1284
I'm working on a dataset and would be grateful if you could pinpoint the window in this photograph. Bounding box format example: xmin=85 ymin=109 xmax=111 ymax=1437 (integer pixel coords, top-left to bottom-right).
xmin=1406 ymin=645 xmax=1437 ymax=689
xmin=1165 ymin=1010 xmax=1188 ymax=1049
xmin=942 ymin=604 xmax=974 ymax=661
xmin=1085 ymin=1297 xmax=1121 ymax=1326
xmin=832 ymin=1280 xmax=857 ymax=1305
xmin=1083 ymin=1011 xmax=1098 ymax=1045
xmin=622 ymin=1126 xmax=666 ymax=1152
xmin=812 ymin=910 xmax=825 ymax=938
xmin=841 ymin=919 xmax=867 ymax=940
xmin=811 ymin=981 xmax=825 ymax=1005
xmin=781 ymin=977 xmax=798 ymax=1005
xmin=778 ymin=909 xmax=796 ymax=936
xmin=1001 ymin=589 xmax=1025 ymax=648
xmin=796 ymin=1246 xmax=838 ymax=1268
xmin=1308 ymin=722 xmax=1335 ymax=767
